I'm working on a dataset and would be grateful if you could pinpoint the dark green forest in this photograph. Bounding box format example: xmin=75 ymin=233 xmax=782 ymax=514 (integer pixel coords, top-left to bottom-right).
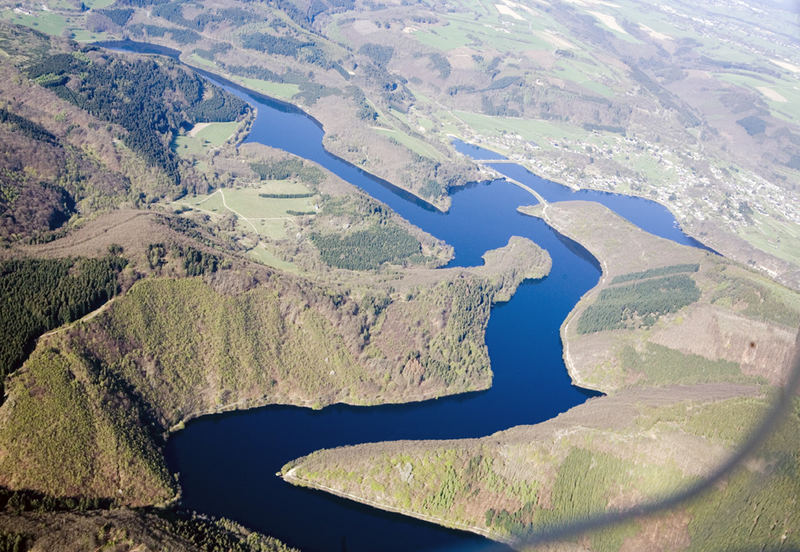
xmin=0 ymin=256 xmax=126 ymax=385
xmin=146 ymin=1 xmax=257 ymax=31
xmin=311 ymin=223 xmax=420 ymax=270
xmin=0 ymin=108 xmax=57 ymax=145
xmin=250 ymin=159 xmax=324 ymax=185
xmin=241 ymin=32 xmax=312 ymax=57
xmin=25 ymin=50 xmax=247 ymax=186
xmin=180 ymin=246 xmax=221 ymax=276
xmin=611 ymin=263 xmax=699 ymax=284
xmin=577 ymin=274 xmax=701 ymax=333
xmin=97 ymin=8 xmax=134 ymax=26
xmin=359 ymin=43 xmax=394 ymax=67
xmin=239 ymin=30 xmax=341 ymax=74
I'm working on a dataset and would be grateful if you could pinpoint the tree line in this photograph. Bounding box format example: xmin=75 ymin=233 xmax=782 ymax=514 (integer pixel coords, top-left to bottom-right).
xmin=251 ymin=159 xmax=324 ymax=185
xmin=0 ymin=108 xmax=57 ymax=145
xmin=0 ymin=256 xmax=126 ymax=388
xmin=577 ymin=274 xmax=701 ymax=333
xmin=611 ymin=263 xmax=699 ymax=284
xmin=26 ymin=50 xmax=247 ymax=186
xmin=310 ymin=223 xmax=420 ymax=270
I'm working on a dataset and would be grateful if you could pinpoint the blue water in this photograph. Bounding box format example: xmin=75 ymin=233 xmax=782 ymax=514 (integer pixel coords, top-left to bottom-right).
xmin=484 ymin=163 xmax=715 ymax=252
xmin=97 ymin=41 xmax=711 ymax=552
xmin=451 ymin=138 xmax=507 ymax=161
xmin=166 ymin=177 xmax=602 ymax=552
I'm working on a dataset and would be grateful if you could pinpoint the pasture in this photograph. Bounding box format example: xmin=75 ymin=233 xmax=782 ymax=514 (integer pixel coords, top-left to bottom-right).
xmin=177 ymin=181 xmax=317 ymax=240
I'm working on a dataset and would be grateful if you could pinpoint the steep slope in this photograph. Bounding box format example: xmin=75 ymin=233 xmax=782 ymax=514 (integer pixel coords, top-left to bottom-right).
xmin=527 ymin=202 xmax=799 ymax=392
xmin=0 ymin=232 xmax=549 ymax=505
xmin=0 ymin=23 xmax=249 ymax=243
xmin=283 ymin=203 xmax=800 ymax=550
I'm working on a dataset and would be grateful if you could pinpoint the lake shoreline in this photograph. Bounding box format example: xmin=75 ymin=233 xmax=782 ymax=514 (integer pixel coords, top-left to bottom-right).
xmin=98 ymin=39 xmax=736 ymax=552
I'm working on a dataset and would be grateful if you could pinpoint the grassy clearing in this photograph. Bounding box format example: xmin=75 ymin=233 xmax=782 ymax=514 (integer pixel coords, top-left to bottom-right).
xmin=186 ymin=53 xmax=217 ymax=70
xmin=191 ymin=121 xmax=240 ymax=143
xmin=187 ymin=54 xmax=301 ymax=100
xmin=42 ymin=0 xmax=75 ymax=9
xmin=716 ymin=72 xmax=800 ymax=124
xmin=453 ymin=110 xmax=588 ymax=147
xmin=246 ymin=218 xmax=288 ymax=239
xmin=738 ymin=212 xmax=800 ymax=267
xmin=82 ymin=0 xmax=115 ymax=8
xmin=5 ymin=12 xmax=109 ymax=42
xmin=620 ymin=5 xmax=695 ymax=41
xmin=181 ymin=189 xmax=225 ymax=213
xmin=248 ymin=243 xmax=298 ymax=272
xmin=233 ymin=77 xmax=300 ymax=100
xmin=1 ymin=11 xmax=67 ymax=37
xmin=68 ymin=28 xmax=111 ymax=42
xmin=172 ymin=121 xmax=239 ymax=157
xmin=224 ymin=187 xmax=315 ymax=219
xmin=177 ymin=184 xmax=316 ymax=239
xmin=554 ymin=58 xmax=615 ymax=97
xmin=324 ymin=17 xmax=348 ymax=47
xmin=412 ymin=23 xmax=475 ymax=51
xmin=374 ymin=128 xmax=445 ymax=160
xmin=253 ymin=179 xmax=316 ymax=195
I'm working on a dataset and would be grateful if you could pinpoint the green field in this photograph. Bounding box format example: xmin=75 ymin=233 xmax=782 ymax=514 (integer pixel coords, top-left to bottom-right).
xmin=413 ymin=12 xmax=550 ymax=53
xmin=374 ymin=127 xmax=445 ymax=160
xmin=177 ymin=182 xmax=316 ymax=239
xmin=187 ymin=54 xmax=301 ymax=100
xmin=452 ymin=110 xmax=588 ymax=147
xmin=554 ymin=58 xmax=615 ymax=97
xmin=232 ymin=77 xmax=300 ymax=100
xmin=172 ymin=121 xmax=240 ymax=156
xmin=739 ymin=211 xmax=800 ymax=266
xmin=186 ymin=53 xmax=218 ymax=70
xmin=716 ymin=72 xmax=800 ymax=124
xmin=68 ymin=28 xmax=111 ymax=42
xmin=81 ymin=0 xmax=115 ymax=8
xmin=2 ymin=11 xmax=67 ymax=36
xmin=248 ymin=243 xmax=298 ymax=272
xmin=0 ymin=10 xmax=109 ymax=42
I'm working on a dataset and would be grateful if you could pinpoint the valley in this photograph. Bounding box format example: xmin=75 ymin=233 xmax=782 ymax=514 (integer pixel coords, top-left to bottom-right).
xmin=0 ymin=2 xmax=797 ymax=550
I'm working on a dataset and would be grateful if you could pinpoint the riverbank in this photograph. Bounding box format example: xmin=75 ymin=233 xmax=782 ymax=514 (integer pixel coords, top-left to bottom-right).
xmin=521 ymin=201 xmax=798 ymax=392
xmin=37 ymin=36 xmax=800 ymax=548
xmin=283 ymin=200 xmax=800 ymax=549
xmin=478 ymin=158 xmax=800 ymax=292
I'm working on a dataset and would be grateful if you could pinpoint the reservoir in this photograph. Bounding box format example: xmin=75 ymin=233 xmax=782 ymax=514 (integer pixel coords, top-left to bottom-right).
xmin=99 ymin=41 xmax=711 ymax=552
